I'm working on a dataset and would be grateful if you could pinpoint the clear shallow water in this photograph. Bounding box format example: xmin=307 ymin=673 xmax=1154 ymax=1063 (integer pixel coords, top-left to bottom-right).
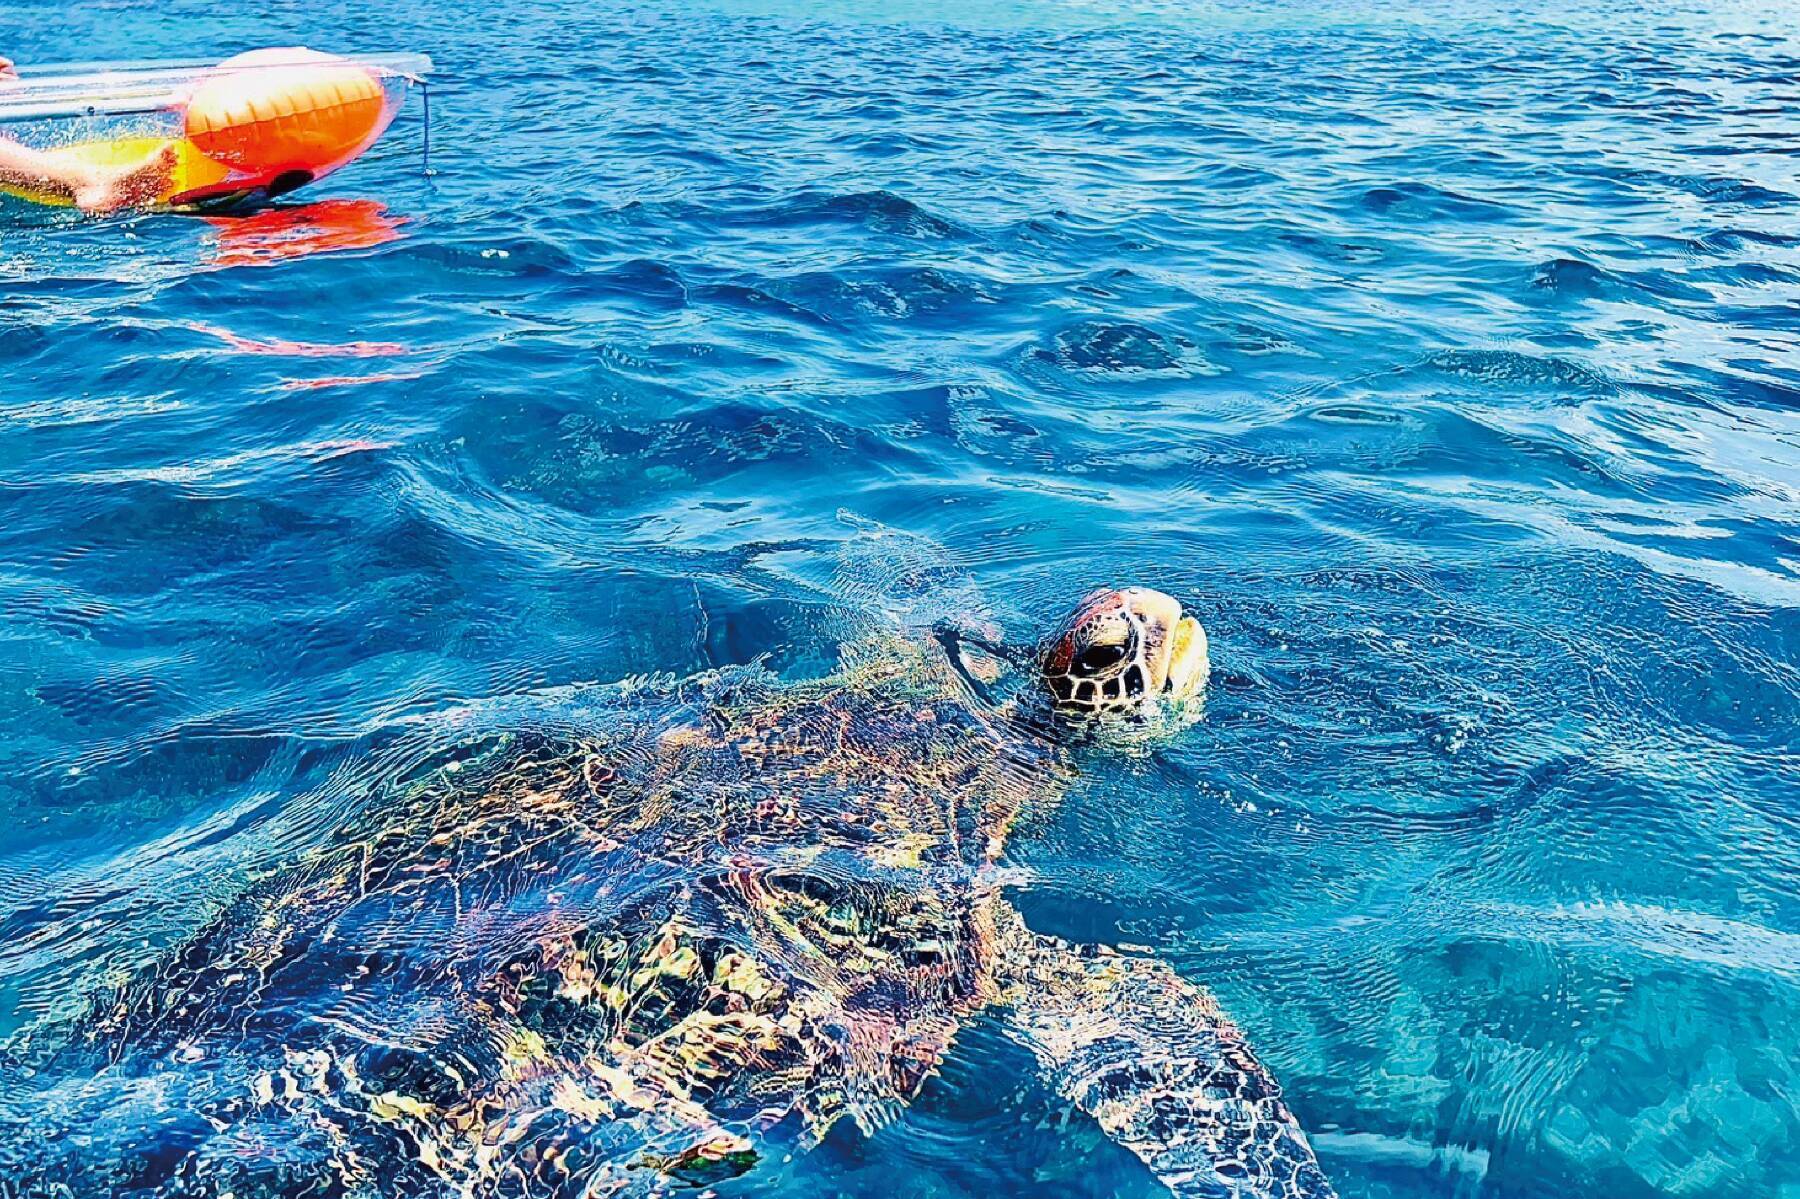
xmin=2 ymin=2 xmax=1799 ymax=1196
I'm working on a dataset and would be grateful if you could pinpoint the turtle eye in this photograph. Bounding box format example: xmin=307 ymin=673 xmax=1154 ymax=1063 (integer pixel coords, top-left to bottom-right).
xmin=1074 ymin=642 xmax=1127 ymax=675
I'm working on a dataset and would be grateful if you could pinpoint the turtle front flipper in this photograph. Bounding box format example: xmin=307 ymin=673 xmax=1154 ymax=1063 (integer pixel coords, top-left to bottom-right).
xmin=991 ymin=908 xmax=1335 ymax=1199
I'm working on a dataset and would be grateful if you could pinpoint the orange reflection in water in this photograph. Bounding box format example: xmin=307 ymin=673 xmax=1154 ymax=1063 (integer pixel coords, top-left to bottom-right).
xmin=204 ymin=198 xmax=407 ymax=269
xmin=191 ymin=323 xmax=409 ymax=359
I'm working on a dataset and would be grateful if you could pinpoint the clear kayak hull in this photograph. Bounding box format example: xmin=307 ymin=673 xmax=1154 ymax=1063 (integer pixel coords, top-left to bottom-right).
xmin=0 ymin=50 xmax=431 ymax=211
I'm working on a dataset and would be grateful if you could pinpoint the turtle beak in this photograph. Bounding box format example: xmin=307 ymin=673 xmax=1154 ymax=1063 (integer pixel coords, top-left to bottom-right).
xmin=1161 ymin=609 xmax=1209 ymax=703
xmin=1129 ymin=589 xmax=1209 ymax=703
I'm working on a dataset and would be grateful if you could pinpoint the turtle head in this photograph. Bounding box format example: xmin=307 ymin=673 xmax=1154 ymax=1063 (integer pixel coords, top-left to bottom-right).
xmin=1039 ymin=588 xmax=1209 ymax=725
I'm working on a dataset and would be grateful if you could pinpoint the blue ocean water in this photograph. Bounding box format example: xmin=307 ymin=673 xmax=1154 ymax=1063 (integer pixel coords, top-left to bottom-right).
xmin=2 ymin=1 xmax=1798 ymax=1196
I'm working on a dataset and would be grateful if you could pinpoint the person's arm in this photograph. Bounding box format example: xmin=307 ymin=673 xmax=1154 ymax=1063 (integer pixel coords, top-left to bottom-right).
xmin=0 ymin=57 xmax=177 ymax=215
xmin=0 ymin=137 xmax=177 ymax=213
xmin=0 ymin=54 xmax=77 ymax=200
xmin=0 ymin=57 xmax=67 ymax=197
xmin=0 ymin=139 xmax=80 ymax=199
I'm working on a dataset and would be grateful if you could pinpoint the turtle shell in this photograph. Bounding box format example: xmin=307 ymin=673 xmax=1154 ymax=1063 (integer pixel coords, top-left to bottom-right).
xmin=14 ymin=650 xmax=1068 ymax=1197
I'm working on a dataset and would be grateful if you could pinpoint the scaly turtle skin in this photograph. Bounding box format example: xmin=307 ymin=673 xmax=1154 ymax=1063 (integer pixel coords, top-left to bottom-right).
xmin=0 ymin=572 xmax=1333 ymax=1199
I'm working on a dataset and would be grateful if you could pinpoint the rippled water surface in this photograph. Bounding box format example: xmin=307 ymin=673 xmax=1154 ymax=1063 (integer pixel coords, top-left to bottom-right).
xmin=3 ymin=1 xmax=1799 ymax=1196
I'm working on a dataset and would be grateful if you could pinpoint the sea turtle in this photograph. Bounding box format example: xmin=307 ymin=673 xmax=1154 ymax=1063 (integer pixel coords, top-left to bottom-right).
xmin=0 ymin=539 xmax=1335 ymax=1199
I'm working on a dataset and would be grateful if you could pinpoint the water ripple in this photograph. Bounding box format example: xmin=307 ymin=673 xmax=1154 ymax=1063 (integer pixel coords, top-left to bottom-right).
xmin=1 ymin=3 xmax=1798 ymax=1198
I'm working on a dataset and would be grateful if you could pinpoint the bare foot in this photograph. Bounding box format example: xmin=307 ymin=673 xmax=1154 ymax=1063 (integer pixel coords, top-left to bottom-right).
xmin=73 ymin=142 xmax=177 ymax=215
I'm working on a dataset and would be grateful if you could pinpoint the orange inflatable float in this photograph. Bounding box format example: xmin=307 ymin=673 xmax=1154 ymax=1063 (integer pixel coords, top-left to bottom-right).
xmin=184 ymin=48 xmax=389 ymax=182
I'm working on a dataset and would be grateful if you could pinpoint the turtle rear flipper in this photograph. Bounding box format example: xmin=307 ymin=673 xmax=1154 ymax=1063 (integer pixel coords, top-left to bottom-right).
xmin=992 ymin=910 xmax=1335 ymax=1199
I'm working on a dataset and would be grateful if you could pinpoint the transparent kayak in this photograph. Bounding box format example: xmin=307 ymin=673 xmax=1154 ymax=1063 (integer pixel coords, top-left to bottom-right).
xmin=0 ymin=50 xmax=433 ymax=211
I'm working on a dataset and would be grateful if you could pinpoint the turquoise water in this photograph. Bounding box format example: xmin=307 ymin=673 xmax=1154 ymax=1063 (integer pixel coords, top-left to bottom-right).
xmin=3 ymin=1 xmax=1799 ymax=1196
